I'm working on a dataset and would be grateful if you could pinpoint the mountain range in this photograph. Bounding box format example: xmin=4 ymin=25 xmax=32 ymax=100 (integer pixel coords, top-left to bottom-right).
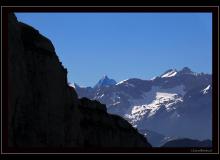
xmin=73 ymin=67 xmax=212 ymax=147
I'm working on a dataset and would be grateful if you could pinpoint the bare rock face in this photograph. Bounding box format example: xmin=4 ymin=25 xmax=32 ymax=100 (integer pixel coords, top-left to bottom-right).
xmin=8 ymin=13 xmax=151 ymax=148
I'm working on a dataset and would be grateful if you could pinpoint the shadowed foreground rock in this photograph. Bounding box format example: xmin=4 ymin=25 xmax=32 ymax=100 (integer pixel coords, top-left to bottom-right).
xmin=8 ymin=13 xmax=151 ymax=148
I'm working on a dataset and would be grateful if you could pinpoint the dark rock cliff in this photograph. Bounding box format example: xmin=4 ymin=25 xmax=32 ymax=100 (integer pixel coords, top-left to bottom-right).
xmin=8 ymin=13 xmax=151 ymax=148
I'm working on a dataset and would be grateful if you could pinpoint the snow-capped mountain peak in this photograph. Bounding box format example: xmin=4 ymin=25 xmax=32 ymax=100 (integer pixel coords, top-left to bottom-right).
xmin=94 ymin=75 xmax=117 ymax=89
xmin=160 ymin=67 xmax=198 ymax=79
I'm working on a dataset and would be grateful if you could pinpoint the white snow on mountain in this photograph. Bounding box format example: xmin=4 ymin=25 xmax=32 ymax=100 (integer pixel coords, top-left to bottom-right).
xmin=112 ymin=102 xmax=121 ymax=106
xmin=95 ymin=94 xmax=105 ymax=99
xmin=161 ymin=70 xmax=177 ymax=78
xmin=116 ymin=79 xmax=129 ymax=85
xmin=125 ymin=85 xmax=185 ymax=124
xmin=116 ymin=79 xmax=136 ymax=88
xmin=69 ymin=83 xmax=86 ymax=88
xmin=201 ymin=84 xmax=211 ymax=94
xmin=69 ymin=83 xmax=76 ymax=88
xmin=150 ymin=76 xmax=157 ymax=80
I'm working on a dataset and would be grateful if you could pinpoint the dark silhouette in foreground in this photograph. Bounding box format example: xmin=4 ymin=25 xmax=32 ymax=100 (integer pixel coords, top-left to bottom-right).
xmin=8 ymin=13 xmax=151 ymax=148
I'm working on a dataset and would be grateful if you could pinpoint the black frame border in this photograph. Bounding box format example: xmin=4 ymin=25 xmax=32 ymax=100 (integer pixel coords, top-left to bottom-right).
xmin=1 ymin=6 xmax=219 ymax=154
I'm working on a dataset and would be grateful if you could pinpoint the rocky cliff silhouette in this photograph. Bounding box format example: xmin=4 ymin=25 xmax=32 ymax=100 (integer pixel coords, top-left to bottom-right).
xmin=8 ymin=13 xmax=151 ymax=148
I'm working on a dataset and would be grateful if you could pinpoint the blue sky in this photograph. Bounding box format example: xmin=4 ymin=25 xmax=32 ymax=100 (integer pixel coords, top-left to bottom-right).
xmin=15 ymin=13 xmax=212 ymax=87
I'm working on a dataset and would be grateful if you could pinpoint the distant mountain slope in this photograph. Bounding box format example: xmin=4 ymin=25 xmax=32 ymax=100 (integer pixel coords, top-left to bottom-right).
xmin=75 ymin=68 xmax=212 ymax=143
xmin=138 ymin=129 xmax=179 ymax=147
xmin=162 ymin=138 xmax=212 ymax=148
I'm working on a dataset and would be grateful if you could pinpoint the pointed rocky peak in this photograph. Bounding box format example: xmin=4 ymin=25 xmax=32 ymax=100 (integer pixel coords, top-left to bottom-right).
xmin=102 ymin=75 xmax=109 ymax=80
xmin=94 ymin=75 xmax=117 ymax=89
xmin=178 ymin=67 xmax=193 ymax=75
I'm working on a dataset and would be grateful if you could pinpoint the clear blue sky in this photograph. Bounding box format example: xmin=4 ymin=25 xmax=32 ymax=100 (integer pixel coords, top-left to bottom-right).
xmin=15 ymin=13 xmax=212 ymax=87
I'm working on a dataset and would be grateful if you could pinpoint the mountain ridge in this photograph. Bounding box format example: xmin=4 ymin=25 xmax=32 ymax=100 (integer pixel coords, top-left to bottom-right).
xmin=72 ymin=67 xmax=211 ymax=89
